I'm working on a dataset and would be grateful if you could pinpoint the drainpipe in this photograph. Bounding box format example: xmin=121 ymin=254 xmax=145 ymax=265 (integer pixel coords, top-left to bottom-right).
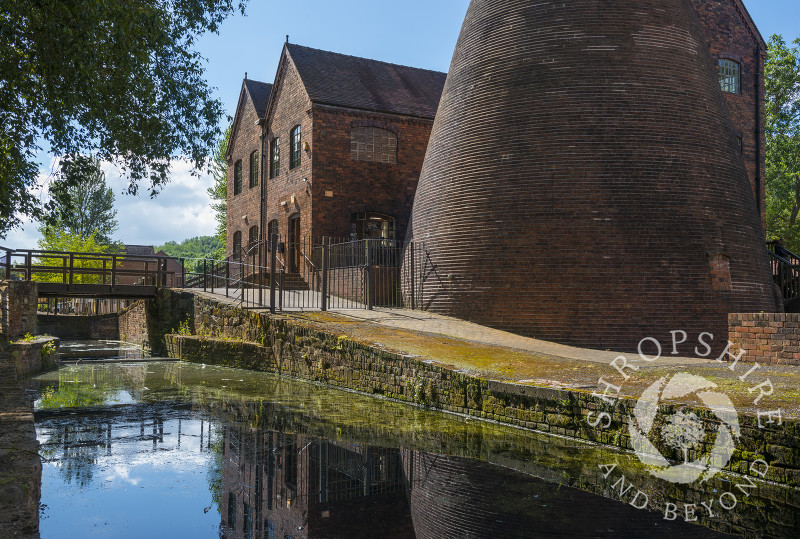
xmin=259 ymin=119 xmax=267 ymax=267
xmin=755 ymin=45 xmax=764 ymax=232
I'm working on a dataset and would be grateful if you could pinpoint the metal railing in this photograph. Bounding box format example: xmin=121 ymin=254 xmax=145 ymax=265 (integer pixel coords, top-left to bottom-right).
xmin=0 ymin=245 xmax=184 ymax=288
xmin=182 ymin=235 xmax=427 ymax=313
xmin=767 ymin=243 xmax=800 ymax=301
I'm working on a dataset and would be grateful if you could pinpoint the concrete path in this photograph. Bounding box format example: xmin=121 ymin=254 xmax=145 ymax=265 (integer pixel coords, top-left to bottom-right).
xmin=194 ymin=290 xmax=800 ymax=416
xmin=335 ymin=308 xmax=717 ymax=368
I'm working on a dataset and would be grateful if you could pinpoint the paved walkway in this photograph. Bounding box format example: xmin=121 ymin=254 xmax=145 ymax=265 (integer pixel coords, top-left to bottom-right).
xmin=195 ymin=291 xmax=800 ymax=416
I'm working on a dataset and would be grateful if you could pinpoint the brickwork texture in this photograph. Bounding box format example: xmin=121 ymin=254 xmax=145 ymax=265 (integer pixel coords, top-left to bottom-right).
xmin=405 ymin=0 xmax=776 ymax=355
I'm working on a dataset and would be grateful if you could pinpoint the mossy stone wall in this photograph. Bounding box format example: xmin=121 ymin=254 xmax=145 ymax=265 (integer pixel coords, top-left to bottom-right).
xmin=162 ymin=291 xmax=800 ymax=490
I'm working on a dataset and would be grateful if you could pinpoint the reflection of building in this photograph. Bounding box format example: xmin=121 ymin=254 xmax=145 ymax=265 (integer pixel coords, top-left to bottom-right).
xmin=226 ymin=44 xmax=446 ymax=261
xmin=220 ymin=426 xmax=414 ymax=539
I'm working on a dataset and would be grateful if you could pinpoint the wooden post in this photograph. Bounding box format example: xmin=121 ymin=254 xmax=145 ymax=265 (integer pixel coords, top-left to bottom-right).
xmin=102 ymin=259 xmax=107 ymax=285
xmin=210 ymin=260 xmax=215 ymax=294
xmin=203 ymin=259 xmax=208 ymax=291
xmin=111 ymin=255 xmax=117 ymax=285
xmin=181 ymin=258 xmax=185 ymax=288
xmin=3 ymin=248 xmax=10 ymax=280
xmin=68 ymin=253 xmax=74 ymax=284
xmin=321 ymin=237 xmax=329 ymax=312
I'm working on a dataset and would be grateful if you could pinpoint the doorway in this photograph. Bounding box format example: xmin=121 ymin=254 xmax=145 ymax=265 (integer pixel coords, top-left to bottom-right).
xmin=288 ymin=214 xmax=301 ymax=273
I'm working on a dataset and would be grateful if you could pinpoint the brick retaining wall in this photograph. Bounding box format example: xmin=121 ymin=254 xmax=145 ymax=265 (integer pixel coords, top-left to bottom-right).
xmin=161 ymin=291 xmax=800 ymax=490
xmin=38 ymin=314 xmax=119 ymax=340
xmin=728 ymin=313 xmax=800 ymax=365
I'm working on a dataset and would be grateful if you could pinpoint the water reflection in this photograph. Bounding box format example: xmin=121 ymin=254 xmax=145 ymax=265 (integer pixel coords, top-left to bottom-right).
xmin=30 ymin=356 xmax=797 ymax=538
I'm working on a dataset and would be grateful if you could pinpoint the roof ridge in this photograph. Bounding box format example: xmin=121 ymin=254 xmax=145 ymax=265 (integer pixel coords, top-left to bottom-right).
xmin=287 ymin=43 xmax=447 ymax=76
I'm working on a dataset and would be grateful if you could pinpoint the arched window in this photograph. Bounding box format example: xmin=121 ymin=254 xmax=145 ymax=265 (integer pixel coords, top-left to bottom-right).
xmin=233 ymin=160 xmax=243 ymax=195
xmin=248 ymin=225 xmax=259 ymax=248
xmin=232 ymin=231 xmax=242 ymax=260
xmin=249 ymin=150 xmax=259 ymax=188
xmin=267 ymin=219 xmax=279 ymax=241
xmin=718 ymin=59 xmax=741 ymax=94
xmin=351 ymin=127 xmax=397 ymax=164
xmin=270 ymin=137 xmax=280 ymax=178
xmin=290 ymin=125 xmax=302 ymax=169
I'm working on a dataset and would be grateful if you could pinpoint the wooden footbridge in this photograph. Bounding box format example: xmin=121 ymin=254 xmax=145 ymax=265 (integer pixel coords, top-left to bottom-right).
xmin=1 ymin=246 xmax=185 ymax=299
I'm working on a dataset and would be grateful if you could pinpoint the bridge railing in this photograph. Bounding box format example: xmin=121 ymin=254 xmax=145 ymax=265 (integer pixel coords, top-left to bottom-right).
xmin=0 ymin=246 xmax=186 ymax=288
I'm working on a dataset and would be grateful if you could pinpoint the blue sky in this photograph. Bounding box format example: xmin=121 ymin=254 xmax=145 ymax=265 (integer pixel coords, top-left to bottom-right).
xmin=6 ymin=0 xmax=799 ymax=249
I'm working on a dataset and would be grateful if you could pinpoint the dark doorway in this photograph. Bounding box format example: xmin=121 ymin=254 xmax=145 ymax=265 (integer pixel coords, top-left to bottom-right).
xmin=288 ymin=215 xmax=301 ymax=273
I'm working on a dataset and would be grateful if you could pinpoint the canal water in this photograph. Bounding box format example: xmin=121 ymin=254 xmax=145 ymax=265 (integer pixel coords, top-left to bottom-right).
xmin=27 ymin=341 xmax=798 ymax=538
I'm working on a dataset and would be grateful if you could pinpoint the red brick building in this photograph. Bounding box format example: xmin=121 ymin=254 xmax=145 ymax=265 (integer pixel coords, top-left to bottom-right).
xmin=226 ymin=79 xmax=273 ymax=261
xmin=226 ymin=44 xmax=446 ymax=270
xmin=405 ymin=0 xmax=776 ymax=355
xmin=691 ymin=0 xmax=767 ymax=229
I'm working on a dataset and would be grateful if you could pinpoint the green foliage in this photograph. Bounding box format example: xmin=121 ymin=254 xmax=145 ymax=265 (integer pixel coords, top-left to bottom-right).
xmin=766 ymin=34 xmax=800 ymax=251
xmin=177 ymin=315 xmax=192 ymax=336
xmin=41 ymin=340 xmax=56 ymax=360
xmin=42 ymin=155 xmax=118 ymax=243
xmin=0 ymin=0 xmax=248 ymax=239
xmin=35 ymin=228 xmax=122 ymax=284
xmin=156 ymin=235 xmax=223 ymax=272
xmin=208 ymin=125 xmax=231 ymax=261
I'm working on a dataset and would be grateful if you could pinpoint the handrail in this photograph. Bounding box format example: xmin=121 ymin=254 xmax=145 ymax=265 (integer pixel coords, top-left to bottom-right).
xmin=300 ymin=249 xmax=317 ymax=271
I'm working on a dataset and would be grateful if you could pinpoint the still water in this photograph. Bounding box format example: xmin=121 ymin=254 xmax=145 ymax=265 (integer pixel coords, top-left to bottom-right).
xmin=28 ymin=342 xmax=798 ymax=538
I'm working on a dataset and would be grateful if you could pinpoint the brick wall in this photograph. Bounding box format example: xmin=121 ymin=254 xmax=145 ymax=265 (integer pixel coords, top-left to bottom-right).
xmin=691 ymin=0 xmax=766 ymax=229
xmin=228 ymin=89 xmax=265 ymax=259
xmin=38 ymin=314 xmax=119 ymax=340
xmin=729 ymin=313 xmax=800 ymax=365
xmin=404 ymin=0 xmax=776 ymax=356
xmin=119 ymin=301 xmax=148 ymax=350
xmin=0 ymin=281 xmax=38 ymax=339
xmin=311 ymin=108 xmax=433 ymax=241
xmin=264 ymin=57 xmax=314 ymax=242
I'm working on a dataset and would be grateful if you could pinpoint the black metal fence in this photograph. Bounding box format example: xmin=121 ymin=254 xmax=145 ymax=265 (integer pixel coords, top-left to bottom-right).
xmin=184 ymin=236 xmax=427 ymax=312
xmin=767 ymin=242 xmax=800 ymax=301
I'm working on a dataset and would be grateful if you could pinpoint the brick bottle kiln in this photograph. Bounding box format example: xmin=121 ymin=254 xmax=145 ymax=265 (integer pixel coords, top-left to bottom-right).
xmin=405 ymin=0 xmax=777 ymax=354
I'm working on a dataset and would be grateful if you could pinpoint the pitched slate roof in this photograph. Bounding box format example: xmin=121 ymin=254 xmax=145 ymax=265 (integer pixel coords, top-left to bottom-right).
xmin=285 ymin=44 xmax=447 ymax=119
xmin=244 ymin=79 xmax=273 ymax=119
xmin=123 ymin=245 xmax=156 ymax=257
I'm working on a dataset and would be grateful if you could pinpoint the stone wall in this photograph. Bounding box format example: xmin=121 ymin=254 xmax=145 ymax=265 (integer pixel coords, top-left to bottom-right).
xmin=119 ymin=290 xmax=193 ymax=354
xmin=38 ymin=314 xmax=119 ymax=340
xmin=0 ymin=281 xmax=38 ymax=339
xmin=729 ymin=313 xmax=800 ymax=365
xmin=118 ymin=301 xmax=148 ymax=350
xmin=163 ymin=292 xmax=800 ymax=490
xmin=9 ymin=337 xmax=59 ymax=377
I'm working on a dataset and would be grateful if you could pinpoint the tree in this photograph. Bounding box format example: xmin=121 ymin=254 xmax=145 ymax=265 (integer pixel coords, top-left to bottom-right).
xmin=766 ymin=35 xmax=800 ymax=251
xmin=208 ymin=126 xmax=231 ymax=260
xmin=0 ymin=0 xmax=248 ymax=239
xmin=43 ymin=156 xmax=118 ymax=243
xmin=156 ymin=235 xmax=223 ymax=272
xmin=35 ymin=228 xmax=118 ymax=284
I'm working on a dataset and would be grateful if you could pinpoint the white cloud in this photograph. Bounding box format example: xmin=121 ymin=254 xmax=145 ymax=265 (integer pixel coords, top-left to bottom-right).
xmin=4 ymin=159 xmax=217 ymax=249
xmin=103 ymin=159 xmax=217 ymax=246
